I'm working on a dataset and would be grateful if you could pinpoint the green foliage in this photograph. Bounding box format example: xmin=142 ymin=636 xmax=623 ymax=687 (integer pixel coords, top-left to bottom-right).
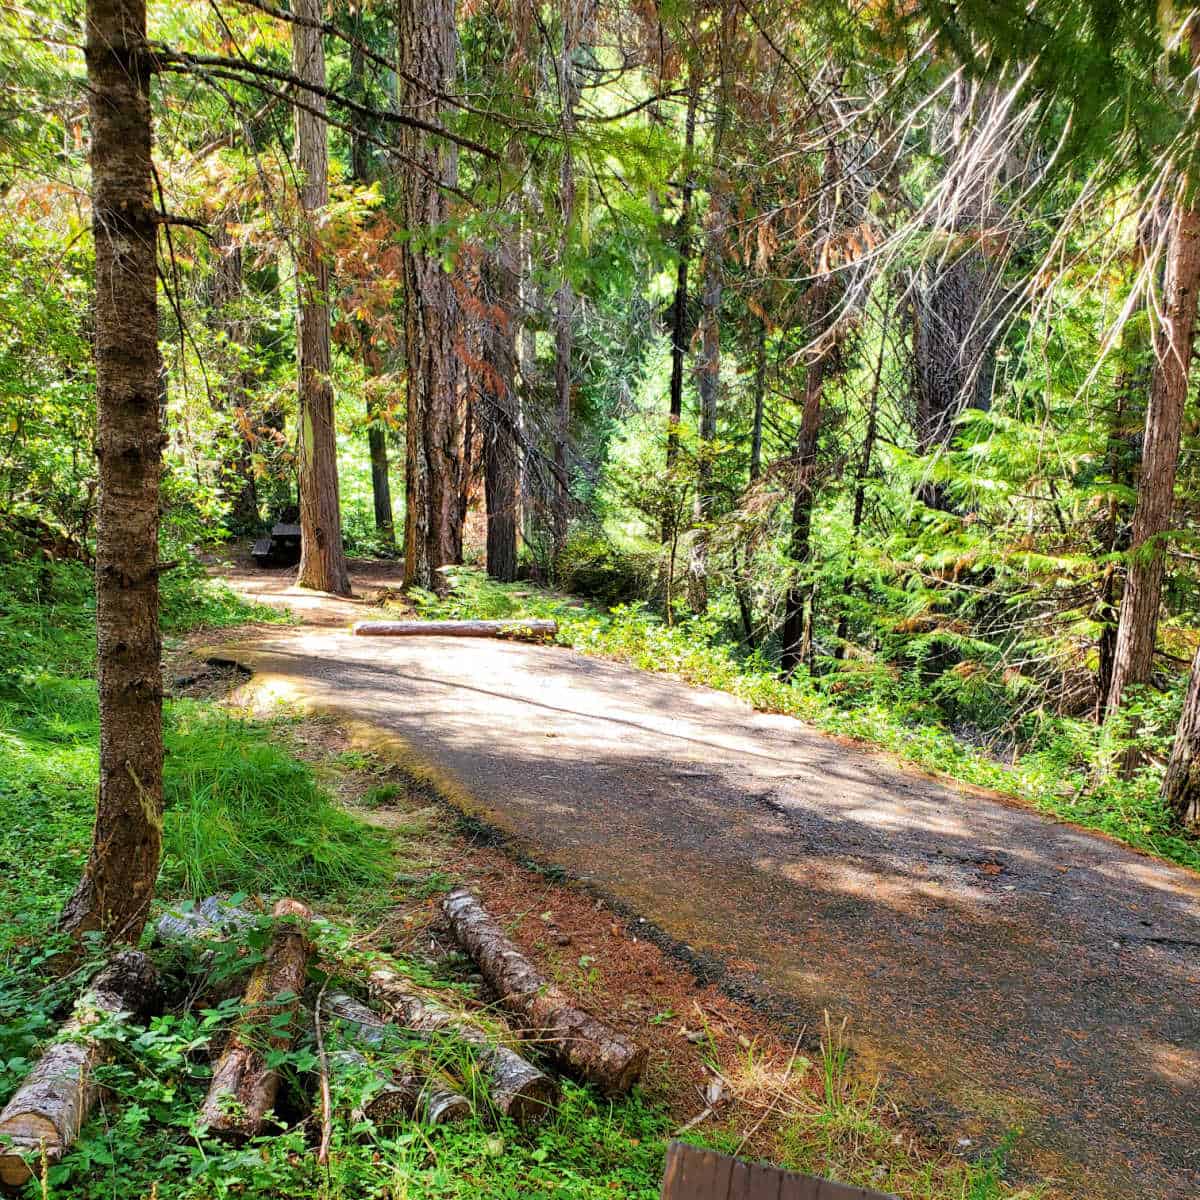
xmin=554 ymin=528 xmax=658 ymax=607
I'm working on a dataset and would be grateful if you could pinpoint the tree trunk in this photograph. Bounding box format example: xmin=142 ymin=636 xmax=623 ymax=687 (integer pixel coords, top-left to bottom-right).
xmin=293 ymin=0 xmax=350 ymax=594
xmin=687 ymin=181 xmax=725 ymax=613
xmin=443 ymin=889 xmax=645 ymax=1095
xmin=367 ymin=964 xmax=558 ymax=1125
xmin=482 ymin=241 xmax=520 ymax=581
xmin=199 ymin=899 xmax=313 ymax=1141
xmin=686 ymin=43 xmax=732 ymax=614
xmin=0 ymin=952 xmax=160 ymax=1187
xmin=399 ymin=0 xmax=465 ymax=590
xmin=59 ymin=0 xmax=163 ymax=946
xmin=209 ymin=222 xmax=260 ymax=532
xmin=1105 ymin=180 xmax=1200 ymax=717
xmin=749 ymin=316 xmax=767 ymax=482
xmin=1095 ymin=267 xmax=1149 ymax=716
xmin=662 ymin=79 xmax=700 ymax=542
xmin=911 ymin=76 xmax=1000 ymax=508
xmin=552 ymin=0 xmax=590 ymax=557
xmin=1162 ymin=645 xmax=1200 ymax=827
xmin=349 ymin=38 xmax=395 ymax=547
xmin=835 ymin=294 xmax=889 ymax=658
xmin=780 ymin=344 xmax=828 ymax=675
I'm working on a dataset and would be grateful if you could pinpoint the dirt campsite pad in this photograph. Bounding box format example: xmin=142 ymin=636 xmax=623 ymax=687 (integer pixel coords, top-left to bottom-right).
xmin=212 ymin=563 xmax=1200 ymax=1199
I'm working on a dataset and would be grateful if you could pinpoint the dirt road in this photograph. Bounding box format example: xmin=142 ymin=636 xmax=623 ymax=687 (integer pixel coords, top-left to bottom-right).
xmin=213 ymin=566 xmax=1200 ymax=1197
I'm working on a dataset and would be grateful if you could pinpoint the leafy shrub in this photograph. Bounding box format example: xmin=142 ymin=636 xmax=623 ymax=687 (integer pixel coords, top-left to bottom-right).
xmin=554 ymin=528 xmax=657 ymax=607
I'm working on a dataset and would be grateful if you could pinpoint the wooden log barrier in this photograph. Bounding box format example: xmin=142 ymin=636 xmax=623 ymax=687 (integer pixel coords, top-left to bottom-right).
xmin=198 ymin=898 xmax=313 ymax=1141
xmin=442 ymin=887 xmax=646 ymax=1096
xmin=366 ymin=966 xmax=558 ymax=1125
xmin=0 ymin=951 xmax=160 ymax=1187
xmin=351 ymin=619 xmax=558 ymax=641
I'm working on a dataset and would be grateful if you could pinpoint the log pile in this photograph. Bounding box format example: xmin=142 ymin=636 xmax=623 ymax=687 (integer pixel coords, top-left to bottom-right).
xmin=0 ymin=888 xmax=648 ymax=1181
xmin=322 ymin=991 xmax=470 ymax=1126
xmin=199 ymin=898 xmax=314 ymax=1140
xmin=367 ymin=965 xmax=559 ymax=1124
xmin=442 ymin=888 xmax=646 ymax=1096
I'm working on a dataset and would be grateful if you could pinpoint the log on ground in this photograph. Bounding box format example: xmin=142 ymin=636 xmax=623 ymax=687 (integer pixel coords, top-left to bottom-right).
xmin=323 ymin=992 xmax=469 ymax=1126
xmin=442 ymin=888 xmax=645 ymax=1095
xmin=153 ymin=897 xmax=259 ymax=1007
xmin=366 ymin=966 xmax=558 ymax=1125
xmin=199 ymin=898 xmax=313 ymax=1141
xmin=0 ymin=951 xmax=160 ymax=1188
xmin=351 ymin=618 xmax=557 ymax=641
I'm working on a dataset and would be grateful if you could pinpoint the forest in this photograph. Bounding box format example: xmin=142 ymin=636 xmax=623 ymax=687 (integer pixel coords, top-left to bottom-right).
xmin=1 ymin=0 xmax=1199 ymax=1197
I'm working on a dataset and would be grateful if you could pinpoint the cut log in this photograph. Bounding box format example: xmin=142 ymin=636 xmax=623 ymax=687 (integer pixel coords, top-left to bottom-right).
xmin=351 ymin=618 xmax=557 ymax=641
xmin=366 ymin=966 xmax=558 ymax=1125
xmin=0 ymin=951 xmax=160 ymax=1188
xmin=154 ymin=897 xmax=258 ymax=1007
xmin=153 ymin=896 xmax=255 ymax=945
xmin=198 ymin=898 xmax=313 ymax=1141
xmin=323 ymin=992 xmax=470 ymax=1126
xmin=442 ymin=888 xmax=645 ymax=1095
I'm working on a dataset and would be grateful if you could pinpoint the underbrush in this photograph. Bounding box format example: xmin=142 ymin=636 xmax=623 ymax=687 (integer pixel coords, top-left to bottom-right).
xmin=413 ymin=567 xmax=1200 ymax=872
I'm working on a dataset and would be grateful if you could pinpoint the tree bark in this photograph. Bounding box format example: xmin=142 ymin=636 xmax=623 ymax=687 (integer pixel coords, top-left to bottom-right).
xmin=482 ymin=241 xmax=520 ymax=581
xmin=293 ymin=0 xmax=350 ymax=594
xmin=0 ymin=952 xmax=160 ymax=1187
xmin=1162 ymin=645 xmax=1200 ymax=827
xmin=349 ymin=36 xmax=395 ymax=547
xmin=779 ymin=342 xmax=829 ymax=675
xmin=835 ymin=294 xmax=889 ymax=658
xmin=59 ymin=0 xmax=163 ymax=946
xmin=367 ymin=965 xmax=558 ymax=1125
xmin=551 ymin=0 xmax=591 ymax=557
xmin=687 ymin=182 xmax=725 ymax=613
xmin=323 ymin=991 xmax=470 ymax=1126
xmin=1105 ymin=178 xmax=1200 ymax=717
xmin=749 ymin=316 xmax=767 ymax=483
xmin=199 ymin=898 xmax=313 ymax=1141
xmin=911 ymin=75 xmax=1000 ymax=508
xmin=686 ymin=43 xmax=732 ymax=615
xmin=209 ymin=221 xmax=261 ymax=532
xmin=399 ymin=0 xmax=465 ymax=590
xmin=443 ymin=889 xmax=645 ymax=1095
xmin=662 ymin=78 xmax=700 ymax=544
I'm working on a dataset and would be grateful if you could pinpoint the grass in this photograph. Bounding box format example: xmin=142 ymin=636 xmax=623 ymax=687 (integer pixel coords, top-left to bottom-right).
xmin=411 ymin=566 xmax=1200 ymax=873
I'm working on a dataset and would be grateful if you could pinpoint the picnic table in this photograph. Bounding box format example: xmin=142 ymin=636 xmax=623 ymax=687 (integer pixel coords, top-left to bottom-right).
xmin=251 ymin=522 xmax=302 ymax=567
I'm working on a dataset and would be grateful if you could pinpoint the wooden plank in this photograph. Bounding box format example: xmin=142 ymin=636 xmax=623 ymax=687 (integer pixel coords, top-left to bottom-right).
xmin=661 ymin=1142 xmax=895 ymax=1200
xmin=662 ymin=1142 xmax=733 ymax=1199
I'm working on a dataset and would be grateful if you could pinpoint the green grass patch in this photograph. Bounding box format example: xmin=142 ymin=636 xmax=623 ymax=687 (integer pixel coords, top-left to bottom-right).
xmin=413 ymin=567 xmax=1200 ymax=873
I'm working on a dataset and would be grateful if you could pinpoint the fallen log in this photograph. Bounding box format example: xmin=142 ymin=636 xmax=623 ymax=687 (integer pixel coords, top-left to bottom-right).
xmin=154 ymin=897 xmax=259 ymax=1008
xmin=351 ymin=618 xmax=557 ymax=641
xmin=366 ymin=966 xmax=558 ymax=1125
xmin=199 ymin=898 xmax=313 ymax=1141
xmin=0 ymin=951 xmax=160 ymax=1188
xmin=323 ymin=992 xmax=470 ymax=1126
xmin=442 ymin=888 xmax=645 ymax=1096
xmin=154 ymin=896 xmax=255 ymax=945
